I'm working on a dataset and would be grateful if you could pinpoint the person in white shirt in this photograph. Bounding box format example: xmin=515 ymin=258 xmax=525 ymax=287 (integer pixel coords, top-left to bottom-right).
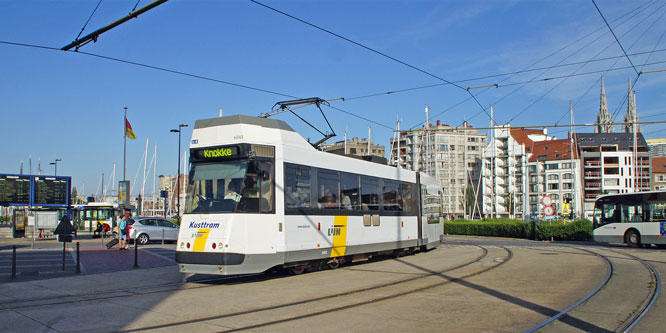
xmin=224 ymin=181 xmax=242 ymax=202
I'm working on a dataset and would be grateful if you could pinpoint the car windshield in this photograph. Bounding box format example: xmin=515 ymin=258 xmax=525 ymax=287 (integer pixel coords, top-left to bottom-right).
xmin=184 ymin=159 xmax=274 ymax=214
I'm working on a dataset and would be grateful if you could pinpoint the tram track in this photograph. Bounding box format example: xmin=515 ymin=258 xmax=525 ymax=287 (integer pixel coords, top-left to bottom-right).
xmin=526 ymin=246 xmax=661 ymax=332
xmin=116 ymin=245 xmax=513 ymax=332
xmin=0 ymin=245 xmax=489 ymax=311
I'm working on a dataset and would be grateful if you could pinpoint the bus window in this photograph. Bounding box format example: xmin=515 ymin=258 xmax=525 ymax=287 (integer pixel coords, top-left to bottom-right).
xmin=647 ymin=202 xmax=666 ymax=222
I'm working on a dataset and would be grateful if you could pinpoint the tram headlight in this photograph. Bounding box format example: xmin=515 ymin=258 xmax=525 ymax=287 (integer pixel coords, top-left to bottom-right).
xmin=180 ymin=242 xmax=185 ymax=249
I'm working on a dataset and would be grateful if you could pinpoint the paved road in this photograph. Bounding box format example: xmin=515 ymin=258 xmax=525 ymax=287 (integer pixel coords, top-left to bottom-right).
xmin=0 ymin=236 xmax=664 ymax=332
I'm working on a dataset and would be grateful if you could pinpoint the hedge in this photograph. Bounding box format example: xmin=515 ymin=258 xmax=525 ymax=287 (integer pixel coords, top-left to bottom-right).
xmin=444 ymin=218 xmax=592 ymax=241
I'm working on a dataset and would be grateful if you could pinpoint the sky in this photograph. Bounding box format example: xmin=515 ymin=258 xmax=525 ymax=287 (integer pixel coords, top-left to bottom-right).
xmin=1 ymin=0 xmax=665 ymax=197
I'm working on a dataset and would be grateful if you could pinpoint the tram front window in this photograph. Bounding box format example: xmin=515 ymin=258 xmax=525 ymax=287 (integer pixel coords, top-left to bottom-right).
xmin=185 ymin=160 xmax=274 ymax=214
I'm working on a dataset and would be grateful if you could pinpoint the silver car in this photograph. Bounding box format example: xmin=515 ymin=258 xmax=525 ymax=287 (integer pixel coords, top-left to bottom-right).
xmin=128 ymin=217 xmax=179 ymax=245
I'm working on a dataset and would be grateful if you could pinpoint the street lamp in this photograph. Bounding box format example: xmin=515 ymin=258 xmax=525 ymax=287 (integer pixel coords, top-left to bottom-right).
xmin=170 ymin=124 xmax=188 ymax=220
xmin=49 ymin=158 xmax=62 ymax=176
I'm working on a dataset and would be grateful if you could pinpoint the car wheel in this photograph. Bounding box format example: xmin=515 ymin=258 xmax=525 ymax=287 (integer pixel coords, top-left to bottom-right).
xmin=137 ymin=233 xmax=149 ymax=245
xmin=625 ymin=230 xmax=640 ymax=248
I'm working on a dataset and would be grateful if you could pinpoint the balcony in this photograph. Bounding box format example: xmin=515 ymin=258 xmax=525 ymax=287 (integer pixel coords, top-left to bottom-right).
xmin=584 ymin=160 xmax=601 ymax=167
xmin=584 ymin=171 xmax=601 ymax=178
xmin=585 ymin=181 xmax=601 ymax=189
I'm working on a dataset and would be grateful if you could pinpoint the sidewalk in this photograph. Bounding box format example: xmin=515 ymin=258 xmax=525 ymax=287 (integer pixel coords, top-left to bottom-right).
xmin=1 ymin=237 xmax=176 ymax=283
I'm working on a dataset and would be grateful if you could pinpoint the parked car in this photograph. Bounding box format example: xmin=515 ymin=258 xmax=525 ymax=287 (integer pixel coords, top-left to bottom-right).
xmin=127 ymin=217 xmax=179 ymax=245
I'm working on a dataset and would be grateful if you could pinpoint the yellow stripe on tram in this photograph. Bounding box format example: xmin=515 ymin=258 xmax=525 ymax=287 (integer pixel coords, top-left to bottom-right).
xmin=193 ymin=229 xmax=210 ymax=252
xmin=331 ymin=216 xmax=348 ymax=257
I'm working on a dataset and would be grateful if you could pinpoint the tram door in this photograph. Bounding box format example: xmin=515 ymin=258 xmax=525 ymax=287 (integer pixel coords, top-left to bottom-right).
xmin=416 ymin=174 xmax=423 ymax=243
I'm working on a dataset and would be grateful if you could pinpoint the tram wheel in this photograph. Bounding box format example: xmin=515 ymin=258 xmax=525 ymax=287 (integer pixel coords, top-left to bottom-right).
xmin=289 ymin=265 xmax=306 ymax=275
xmin=625 ymin=230 xmax=640 ymax=248
xmin=327 ymin=259 xmax=340 ymax=270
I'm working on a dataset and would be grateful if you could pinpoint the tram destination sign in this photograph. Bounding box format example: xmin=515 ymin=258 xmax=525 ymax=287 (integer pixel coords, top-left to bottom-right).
xmin=192 ymin=145 xmax=242 ymax=162
xmin=33 ymin=176 xmax=70 ymax=206
xmin=0 ymin=175 xmax=31 ymax=205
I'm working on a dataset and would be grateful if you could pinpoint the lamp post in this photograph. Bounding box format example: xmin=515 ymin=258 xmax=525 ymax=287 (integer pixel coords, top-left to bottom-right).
xmin=170 ymin=124 xmax=188 ymax=220
xmin=49 ymin=159 xmax=62 ymax=176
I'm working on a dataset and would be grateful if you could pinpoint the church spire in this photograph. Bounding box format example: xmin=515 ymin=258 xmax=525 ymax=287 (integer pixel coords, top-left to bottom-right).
xmin=624 ymin=77 xmax=639 ymax=133
xmin=596 ymin=75 xmax=613 ymax=133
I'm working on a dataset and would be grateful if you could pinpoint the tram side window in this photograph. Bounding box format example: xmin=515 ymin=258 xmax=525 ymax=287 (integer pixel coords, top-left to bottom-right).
xmin=361 ymin=176 xmax=380 ymax=210
xmin=318 ymin=170 xmax=340 ymax=209
xmin=285 ymin=164 xmax=312 ymax=209
xmin=238 ymin=160 xmax=274 ymax=213
xmin=383 ymin=180 xmax=400 ymax=211
xmin=341 ymin=173 xmax=360 ymax=210
xmin=399 ymin=182 xmax=416 ymax=213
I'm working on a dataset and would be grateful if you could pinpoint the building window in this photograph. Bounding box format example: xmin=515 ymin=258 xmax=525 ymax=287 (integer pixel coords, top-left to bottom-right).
xmin=548 ymin=183 xmax=559 ymax=190
xmin=547 ymin=174 xmax=559 ymax=181
xmin=546 ymin=163 xmax=559 ymax=170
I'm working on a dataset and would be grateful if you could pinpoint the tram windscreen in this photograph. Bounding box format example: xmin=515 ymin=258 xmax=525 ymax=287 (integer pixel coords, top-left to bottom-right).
xmin=185 ymin=160 xmax=274 ymax=214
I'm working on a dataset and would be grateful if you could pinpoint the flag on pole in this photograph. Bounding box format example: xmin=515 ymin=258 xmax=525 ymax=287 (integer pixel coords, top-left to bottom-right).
xmin=125 ymin=119 xmax=137 ymax=139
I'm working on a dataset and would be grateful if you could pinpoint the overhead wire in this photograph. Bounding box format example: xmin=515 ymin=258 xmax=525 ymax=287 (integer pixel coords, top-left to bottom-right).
xmin=592 ymin=0 xmax=640 ymax=75
xmin=249 ymin=0 xmax=492 ymax=121
xmin=505 ymin=0 xmax=666 ymax=125
xmin=418 ymin=0 xmax=660 ymax=128
xmin=0 ymin=39 xmax=397 ymax=132
xmin=608 ymin=5 xmax=666 ymax=121
xmin=610 ymin=17 xmax=666 ymax=122
xmin=554 ymin=2 xmax=666 ymax=126
xmin=342 ymin=48 xmax=666 ymax=103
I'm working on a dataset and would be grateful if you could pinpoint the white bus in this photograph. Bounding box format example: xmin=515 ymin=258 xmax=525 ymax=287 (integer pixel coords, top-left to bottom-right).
xmin=175 ymin=115 xmax=444 ymax=275
xmin=593 ymin=191 xmax=666 ymax=247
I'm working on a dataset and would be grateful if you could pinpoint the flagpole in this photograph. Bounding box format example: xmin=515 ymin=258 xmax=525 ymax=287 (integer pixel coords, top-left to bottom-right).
xmin=124 ymin=107 xmax=127 ymax=181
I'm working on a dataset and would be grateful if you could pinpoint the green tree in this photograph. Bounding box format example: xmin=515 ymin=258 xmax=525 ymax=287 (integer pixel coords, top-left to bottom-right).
xmin=465 ymin=185 xmax=476 ymax=217
xmin=71 ymin=186 xmax=78 ymax=204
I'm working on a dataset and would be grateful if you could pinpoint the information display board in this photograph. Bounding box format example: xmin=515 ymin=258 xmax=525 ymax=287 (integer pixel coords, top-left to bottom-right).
xmin=33 ymin=176 xmax=69 ymax=206
xmin=0 ymin=175 xmax=31 ymax=205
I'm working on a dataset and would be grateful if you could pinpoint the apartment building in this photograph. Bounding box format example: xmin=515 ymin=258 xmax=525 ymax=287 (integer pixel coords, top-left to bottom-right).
xmin=526 ymin=138 xmax=582 ymax=219
xmin=575 ymin=133 xmax=651 ymax=218
xmin=389 ymin=120 xmax=486 ymax=219
xmin=648 ymin=138 xmax=666 ymax=157
xmin=320 ymin=137 xmax=386 ymax=159
xmin=652 ymin=157 xmax=666 ymax=191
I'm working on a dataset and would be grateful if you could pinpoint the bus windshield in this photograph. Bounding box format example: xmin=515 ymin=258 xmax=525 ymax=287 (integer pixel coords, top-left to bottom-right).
xmin=184 ymin=159 xmax=274 ymax=214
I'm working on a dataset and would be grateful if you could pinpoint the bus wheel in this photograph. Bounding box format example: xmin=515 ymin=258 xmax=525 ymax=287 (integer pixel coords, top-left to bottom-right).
xmin=625 ymin=230 xmax=641 ymax=248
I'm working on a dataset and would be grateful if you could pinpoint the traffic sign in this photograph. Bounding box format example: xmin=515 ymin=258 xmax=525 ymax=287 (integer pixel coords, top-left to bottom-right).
xmin=542 ymin=195 xmax=553 ymax=206
xmin=544 ymin=205 xmax=555 ymax=216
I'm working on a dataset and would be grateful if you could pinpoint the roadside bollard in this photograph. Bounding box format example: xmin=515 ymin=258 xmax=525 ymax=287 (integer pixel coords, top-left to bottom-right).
xmin=162 ymin=229 xmax=164 ymax=246
xmin=134 ymin=242 xmax=139 ymax=268
xmin=76 ymin=242 xmax=81 ymax=274
xmin=62 ymin=241 xmax=67 ymax=271
xmin=11 ymin=245 xmax=16 ymax=280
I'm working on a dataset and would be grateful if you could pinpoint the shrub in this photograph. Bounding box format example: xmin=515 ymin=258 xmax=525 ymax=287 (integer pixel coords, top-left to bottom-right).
xmin=444 ymin=218 xmax=592 ymax=241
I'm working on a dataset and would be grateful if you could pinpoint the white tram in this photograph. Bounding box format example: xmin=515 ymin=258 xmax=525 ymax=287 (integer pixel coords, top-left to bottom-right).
xmin=176 ymin=115 xmax=443 ymax=275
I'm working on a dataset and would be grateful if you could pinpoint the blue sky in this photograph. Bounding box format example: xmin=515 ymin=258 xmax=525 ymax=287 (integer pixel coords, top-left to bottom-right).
xmin=1 ymin=0 xmax=665 ymax=197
